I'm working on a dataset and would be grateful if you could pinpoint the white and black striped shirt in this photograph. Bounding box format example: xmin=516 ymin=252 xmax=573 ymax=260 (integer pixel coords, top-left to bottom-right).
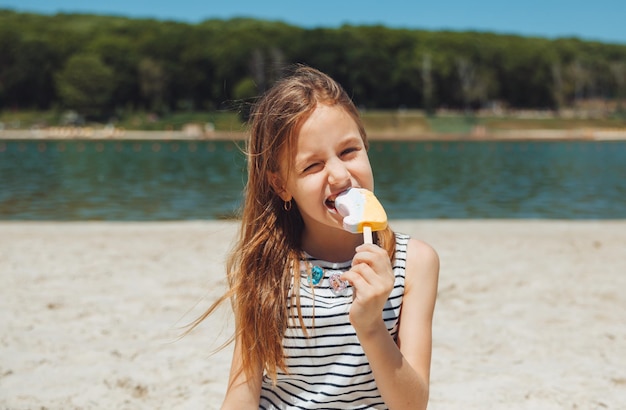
xmin=259 ymin=233 xmax=409 ymax=409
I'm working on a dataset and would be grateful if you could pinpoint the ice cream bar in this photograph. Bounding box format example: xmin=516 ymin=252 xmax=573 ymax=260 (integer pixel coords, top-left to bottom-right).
xmin=334 ymin=188 xmax=387 ymax=244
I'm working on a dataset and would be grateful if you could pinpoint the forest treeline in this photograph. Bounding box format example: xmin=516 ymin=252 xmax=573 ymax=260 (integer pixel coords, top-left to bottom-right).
xmin=1 ymin=9 xmax=625 ymax=120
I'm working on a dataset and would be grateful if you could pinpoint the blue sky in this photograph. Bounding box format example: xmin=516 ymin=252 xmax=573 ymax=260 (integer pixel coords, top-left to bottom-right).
xmin=1 ymin=0 xmax=625 ymax=44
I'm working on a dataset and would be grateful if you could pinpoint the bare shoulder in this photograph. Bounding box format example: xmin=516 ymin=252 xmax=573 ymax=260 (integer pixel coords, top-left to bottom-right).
xmin=395 ymin=237 xmax=439 ymax=375
xmin=405 ymin=238 xmax=440 ymax=290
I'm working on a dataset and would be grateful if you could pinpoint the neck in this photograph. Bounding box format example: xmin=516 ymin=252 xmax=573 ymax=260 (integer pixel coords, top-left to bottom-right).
xmin=301 ymin=226 xmax=362 ymax=262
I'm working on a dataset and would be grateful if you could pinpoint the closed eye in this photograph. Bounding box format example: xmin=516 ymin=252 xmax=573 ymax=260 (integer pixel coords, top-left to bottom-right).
xmin=341 ymin=146 xmax=360 ymax=157
xmin=302 ymin=162 xmax=322 ymax=173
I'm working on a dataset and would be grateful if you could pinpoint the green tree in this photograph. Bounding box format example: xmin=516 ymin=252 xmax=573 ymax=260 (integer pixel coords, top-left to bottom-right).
xmin=138 ymin=57 xmax=168 ymax=113
xmin=2 ymin=10 xmax=626 ymax=115
xmin=0 ymin=23 xmax=21 ymax=108
xmin=55 ymin=53 xmax=117 ymax=118
xmin=88 ymin=34 xmax=141 ymax=111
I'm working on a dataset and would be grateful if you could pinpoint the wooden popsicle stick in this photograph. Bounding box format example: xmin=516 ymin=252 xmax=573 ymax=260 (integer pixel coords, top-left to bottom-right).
xmin=363 ymin=225 xmax=373 ymax=244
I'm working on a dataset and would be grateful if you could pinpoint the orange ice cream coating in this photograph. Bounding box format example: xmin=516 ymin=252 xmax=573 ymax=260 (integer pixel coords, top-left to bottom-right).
xmin=335 ymin=188 xmax=388 ymax=234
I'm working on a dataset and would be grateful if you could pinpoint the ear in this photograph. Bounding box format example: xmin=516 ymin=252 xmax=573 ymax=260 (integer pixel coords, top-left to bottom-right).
xmin=268 ymin=172 xmax=292 ymax=202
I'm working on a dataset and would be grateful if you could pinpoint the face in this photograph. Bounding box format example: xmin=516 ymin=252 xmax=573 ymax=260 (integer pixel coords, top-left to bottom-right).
xmin=276 ymin=103 xmax=374 ymax=235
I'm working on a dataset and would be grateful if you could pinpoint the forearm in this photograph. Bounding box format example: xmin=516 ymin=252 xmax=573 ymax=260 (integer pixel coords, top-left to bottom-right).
xmin=221 ymin=371 xmax=262 ymax=409
xmin=356 ymin=321 xmax=429 ymax=410
xmin=221 ymin=340 xmax=262 ymax=409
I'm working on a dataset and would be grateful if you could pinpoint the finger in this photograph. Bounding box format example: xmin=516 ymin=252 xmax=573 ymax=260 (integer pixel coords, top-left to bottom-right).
xmin=341 ymin=270 xmax=373 ymax=301
xmin=352 ymin=251 xmax=381 ymax=269
xmin=343 ymin=264 xmax=384 ymax=294
xmin=341 ymin=265 xmax=369 ymax=287
xmin=352 ymin=251 xmax=392 ymax=279
xmin=354 ymin=243 xmax=386 ymax=258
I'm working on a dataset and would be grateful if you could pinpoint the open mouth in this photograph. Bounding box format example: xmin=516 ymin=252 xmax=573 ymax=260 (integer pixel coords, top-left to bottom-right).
xmin=325 ymin=189 xmax=351 ymax=213
xmin=325 ymin=197 xmax=337 ymax=212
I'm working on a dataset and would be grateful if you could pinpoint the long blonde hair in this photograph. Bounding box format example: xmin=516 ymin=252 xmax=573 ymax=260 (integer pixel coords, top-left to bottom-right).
xmin=193 ymin=65 xmax=396 ymax=383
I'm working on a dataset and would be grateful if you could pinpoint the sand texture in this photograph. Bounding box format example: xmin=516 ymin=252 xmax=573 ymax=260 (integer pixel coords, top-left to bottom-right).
xmin=1 ymin=220 xmax=625 ymax=409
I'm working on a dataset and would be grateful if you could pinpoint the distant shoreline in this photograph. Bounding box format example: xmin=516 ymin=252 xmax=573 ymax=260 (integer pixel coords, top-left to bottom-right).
xmin=1 ymin=128 xmax=626 ymax=141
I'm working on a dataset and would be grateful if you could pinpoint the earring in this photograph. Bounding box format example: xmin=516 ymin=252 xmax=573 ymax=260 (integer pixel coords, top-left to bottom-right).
xmin=283 ymin=199 xmax=292 ymax=211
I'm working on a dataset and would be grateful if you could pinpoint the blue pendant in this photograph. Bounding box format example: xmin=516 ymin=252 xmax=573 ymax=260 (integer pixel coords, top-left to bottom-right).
xmin=309 ymin=265 xmax=324 ymax=285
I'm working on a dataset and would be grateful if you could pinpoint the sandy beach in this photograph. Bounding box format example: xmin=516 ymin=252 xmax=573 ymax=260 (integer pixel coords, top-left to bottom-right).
xmin=1 ymin=220 xmax=625 ymax=409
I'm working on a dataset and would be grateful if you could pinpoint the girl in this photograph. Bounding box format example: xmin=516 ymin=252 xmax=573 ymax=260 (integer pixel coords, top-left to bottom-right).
xmin=197 ymin=65 xmax=439 ymax=409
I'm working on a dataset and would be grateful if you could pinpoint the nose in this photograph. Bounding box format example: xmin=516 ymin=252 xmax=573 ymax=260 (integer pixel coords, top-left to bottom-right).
xmin=326 ymin=158 xmax=350 ymax=187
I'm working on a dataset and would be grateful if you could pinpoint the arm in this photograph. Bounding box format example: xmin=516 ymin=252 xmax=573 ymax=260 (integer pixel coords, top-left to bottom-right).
xmin=220 ymin=334 xmax=263 ymax=409
xmin=343 ymin=239 xmax=439 ymax=410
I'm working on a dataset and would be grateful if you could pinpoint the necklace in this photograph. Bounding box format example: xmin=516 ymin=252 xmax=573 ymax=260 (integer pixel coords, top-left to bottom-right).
xmin=309 ymin=265 xmax=324 ymax=285
xmin=305 ymin=263 xmax=349 ymax=296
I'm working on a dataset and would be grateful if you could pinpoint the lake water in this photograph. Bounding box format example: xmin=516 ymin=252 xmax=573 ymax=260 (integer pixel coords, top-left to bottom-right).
xmin=1 ymin=139 xmax=625 ymax=220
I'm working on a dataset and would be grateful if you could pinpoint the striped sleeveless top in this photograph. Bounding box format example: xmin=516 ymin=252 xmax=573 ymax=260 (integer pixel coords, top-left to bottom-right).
xmin=259 ymin=233 xmax=409 ymax=409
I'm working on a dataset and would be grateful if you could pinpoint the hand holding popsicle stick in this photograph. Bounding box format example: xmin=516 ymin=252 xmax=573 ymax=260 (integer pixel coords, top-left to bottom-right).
xmin=335 ymin=188 xmax=388 ymax=244
xmin=332 ymin=188 xmax=388 ymax=295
